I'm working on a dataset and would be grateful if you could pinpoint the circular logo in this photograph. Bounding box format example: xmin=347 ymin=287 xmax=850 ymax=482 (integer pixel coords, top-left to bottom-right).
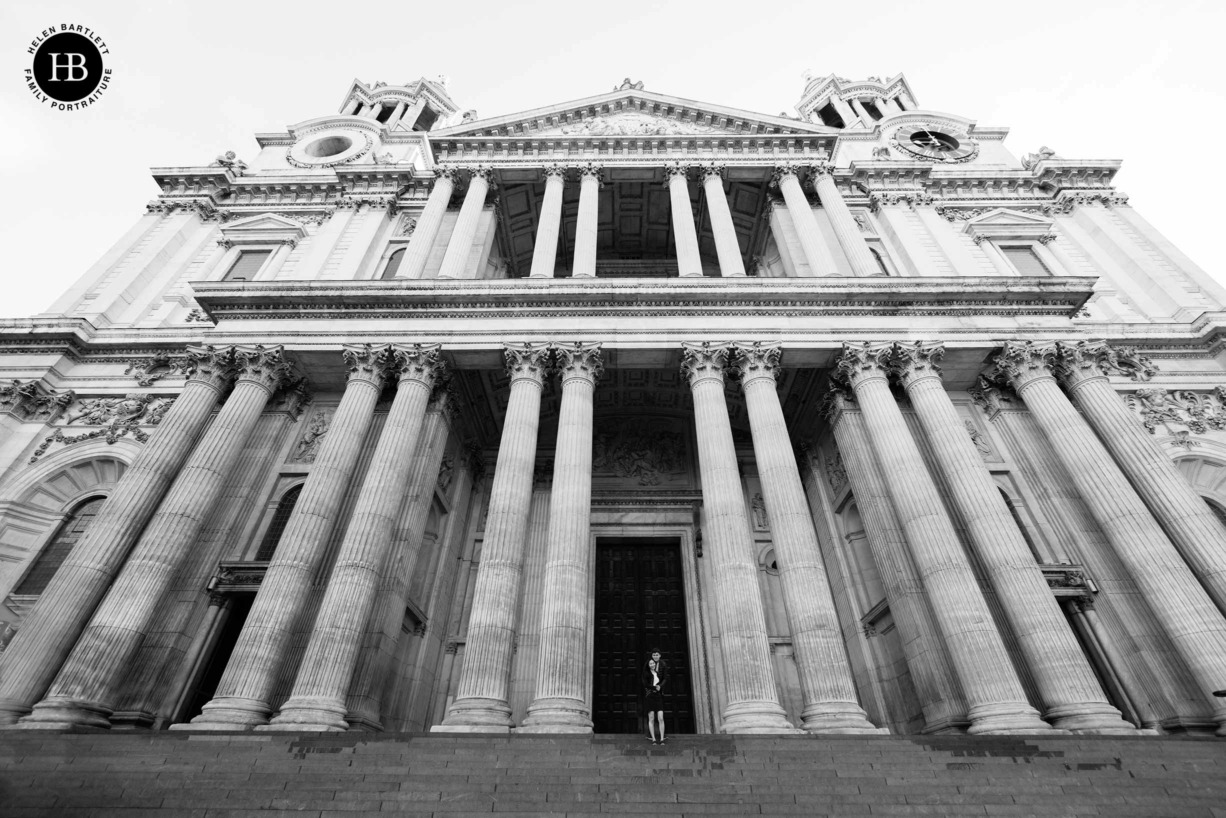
xmin=25 ymin=25 xmax=112 ymax=110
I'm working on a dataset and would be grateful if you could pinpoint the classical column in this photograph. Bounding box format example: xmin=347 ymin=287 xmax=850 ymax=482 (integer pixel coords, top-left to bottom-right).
xmin=734 ymin=343 xmax=877 ymax=732
xmin=262 ymin=344 xmax=445 ymax=731
xmin=529 ymin=166 xmax=566 ymax=279
xmin=834 ymin=342 xmax=1051 ymax=735
xmin=399 ymin=168 xmax=457 ymax=280
xmin=437 ymin=343 xmax=551 ymax=731
xmin=823 ymin=389 xmax=969 ymax=733
xmin=700 ymin=166 xmax=746 ymax=277
xmin=772 ymin=166 xmax=834 ymax=277
xmin=19 ymin=346 xmax=294 ymax=730
xmin=681 ymin=342 xmax=795 ymax=733
xmin=1057 ymin=340 xmax=1226 ymax=615
xmin=0 ymin=346 xmax=235 ymax=726
xmin=437 ymin=168 xmax=492 ymax=279
xmin=893 ymin=342 xmax=1133 ymax=734
xmin=520 ymin=343 xmax=603 ymax=733
xmin=183 ymin=344 xmax=390 ymax=730
xmin=848 ymin=98 xmax=870 ymax=123
xmin=666 ymin=165 xmax=703 ymax=277
xmin=810 ymin=163 xmax=876 ymax=278
xmin=987 ymin=341 xmax=1226 ymax=734
xmin=572 ymin=165 xmax=601 ymax=278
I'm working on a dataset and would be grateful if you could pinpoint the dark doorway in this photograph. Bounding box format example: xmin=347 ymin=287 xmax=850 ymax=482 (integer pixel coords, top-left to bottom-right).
xmin=179 ymin=595 xmax=253 ymax=722
xmin=593 ymin=537 xmax=695 ymax=734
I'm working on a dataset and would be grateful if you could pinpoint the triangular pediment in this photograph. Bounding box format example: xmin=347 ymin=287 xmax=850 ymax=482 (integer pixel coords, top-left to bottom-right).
xmin=966 ymin=208 xmax=1052 ymax=227
xmin=432 ymin=87 xmax=834 ymax=140
xmin=219 ymin=213 xmax=307 ymax=245
xmin=962 ymin=208 xmax=1055 ymax=241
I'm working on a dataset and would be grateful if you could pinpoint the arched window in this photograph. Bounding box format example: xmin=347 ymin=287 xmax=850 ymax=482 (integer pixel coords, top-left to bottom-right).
xmin=870 ymin=248 xmax=890 ymax=276
xmin=15 ymin=496 xmax=106 ymax=595
xmin=255 ymin=485 xmax=302 ymax=561
xmin=380 ymin=247 xmax=406 ymax=280
xmin=1206 ymin=498 xmax=1226 ymax=530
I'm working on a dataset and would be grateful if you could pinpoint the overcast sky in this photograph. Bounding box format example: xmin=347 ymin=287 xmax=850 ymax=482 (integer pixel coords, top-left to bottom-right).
xmin=1 ymin=0 xmax=1221 ymax=319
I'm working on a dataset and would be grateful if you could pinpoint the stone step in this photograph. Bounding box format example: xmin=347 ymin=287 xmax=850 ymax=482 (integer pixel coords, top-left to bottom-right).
xmin=1 ymin=733 xmax=1224 ymax=818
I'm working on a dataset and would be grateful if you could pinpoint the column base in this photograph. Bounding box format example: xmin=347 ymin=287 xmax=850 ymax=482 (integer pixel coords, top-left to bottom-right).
xmin=1044 ymin=703 xmax=1139 ymax=735
xmin=799 ymin=703 xmax=885 ymax=734
xmin=720 ymin=700 xmax=804 ymax=734
xmin=258 ymin=696 xmax=348 ymax=732
xmin=172 ymin=698 xmax=273 ymax=731
xmin=518 ymin=698 xmax=593 ymax=734
xmin=16 ymin=697 xmax=112 ymax=730
xmin=435 ymin=696 xmax=514 ymax=732
xmin=0 ymin=700 xmax=32 ymax=726
xmin=965 ymin=702 xmax=1060 ymax=735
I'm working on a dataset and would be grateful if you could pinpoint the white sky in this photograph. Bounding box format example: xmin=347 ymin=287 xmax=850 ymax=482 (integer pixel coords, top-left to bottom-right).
xmin=1 ymin=0 xmax=1222 ymax=319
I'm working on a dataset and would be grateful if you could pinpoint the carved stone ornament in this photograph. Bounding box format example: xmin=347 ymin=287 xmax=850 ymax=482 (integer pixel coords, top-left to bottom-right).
xmin=124 ymin=352 xmax=186 ymax=387
xmin=1124 ymin=387 xmax=1226 ymax=447
xmin=503 ymin=342 xmax=551 ymax=383
xmin=559 ymin=111 xmax=716 ymax=136
xmin=833 ymin=342 xmax=893 ymax=388
xmin=212 ymin=150 xmax=248 ymax=174
xmin=184 ymin=307 xmax=214 ymax=324
xmin=183 ymin=344 xmax=239 ymax=389
xmin=437 ymin=455 xmax=454 ymax=493
xmin=750 ymin=492 xmax=769 ymax=530
xmin=890 ymin=341 xmax=944 ymax=385
xmin=732 ymin=341 xmax=783 ymax=384
xmin=680 ymin=342 xmax=732 ymax=386
xmin=818 ymin=385 xmax=857 ymax=425
xmin=1021 ymin=146 xmax=1062 ymax=171
xmin=593 ymin=417 xmax=687 ymax=486
xmin=397 ymin=217 xmax=417 ymax=237
xmin=30 ymin=393 xmax=175 ymax=463
xmin=968 ymin=375 xmax=1015 ymax=418
xmin=966 ymin=420 xmax=992 ymax=458
xmin=983 ymin=341 xmax=1059 ymax=389
xmin=825 ymin=449 xmax=848 ymax=493
xmin=0 ymin=380 xmax=74 ymax=424
xmin=389 ymin=343 xmax=447 ymax=388
xmin=290 ymin=409 xmax=331 ymax=463
xmin=871 ymin=146 xmax=891 ymax=160
xmin=1056 ymin=340 xmax=1157 ymax=384
xmin=554 ymin=342 xmax=604 ymax=383
xmin=68 ymin=393 xmax=160 ymax=426
xmin=233 ymin=345 xmax=297 ymax=392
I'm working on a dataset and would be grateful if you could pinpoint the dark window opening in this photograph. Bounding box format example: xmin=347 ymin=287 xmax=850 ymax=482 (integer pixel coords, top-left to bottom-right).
xmin=862 ymin=100 xmax=883 ymax=120
xmin=16 ymin=496 xmax=106 ymax=595
xmin=871 ymin=247 xmax=890 ymax=276
xmin=255 ymin=484 xmax=302 ymax=562
xmin=374 ymin=104 xmax=395 ymax=124
xmin=412 ymin=106 xmax=439 ymax=132
xmin=817 ymin=102 xmax=845 ymax=128
xmin=1000 ymin=245 xmax=1051 ymax=276
xmin=381 ymin=247 xmax=406 ymax=280
xmin=224 ymin=249 xmax=272 ymax=282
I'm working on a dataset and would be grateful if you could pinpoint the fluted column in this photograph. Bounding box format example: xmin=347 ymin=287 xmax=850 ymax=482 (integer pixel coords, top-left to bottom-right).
xmin=529 ymin=166 xmax=566 ymax=279
xmin=734 ymin=343 xmax=876 ymax=732
xmin=572 ymin=166 xmax=601 ymax=278
xmin=700 ymin=166 xmax=746 ymax=277
xmin=772 ymin=166 xmax=834 ymax=277
xmin=0 ymin=346 xmax=234 ymax=726
xmin=437 ymin=343 xmax=551 ymax=731
xmin=893 ymin=342 xmax=1132 ymax=734
xmin=437 ymin=168 xmax=492 ymax=279
xmin=400 ymin=169 xmax=457 ymax=279
xmin=184 ymin=344 xmax=390 ymax=730
xmin=834 ymin=342 xmax=1051 ymax=735
xmin=1058 ymin=340 xmax=1226 ymax=615
xmin=666 ymin=165 xmax=704 ymax=277
xmin=811 ymin=163 xmax=876 ymax=278
xmin=988 ymin=341 xmax=1226 ymax=734
xmin=681 ymin=342 xmax=795 ymax=733
xmin=823 ymin=389 xmax=969 ymax=732
xmin=20 ymin=346 xmax=294 ymax=730
xmin=521 ymin=343 xmax=603 ymax=733
xmin=262 ymin=344 xmax=445 ymax=731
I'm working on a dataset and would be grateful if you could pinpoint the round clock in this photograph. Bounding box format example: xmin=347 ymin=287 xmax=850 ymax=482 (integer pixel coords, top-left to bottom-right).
xmin=890 ymin=124 xmax=979 ymax=163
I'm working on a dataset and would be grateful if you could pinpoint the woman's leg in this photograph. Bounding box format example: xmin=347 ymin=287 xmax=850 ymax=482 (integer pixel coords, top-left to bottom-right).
xmin=647 ymin=711 xmax=656 ymax=741
xmin=658 ymin=711 xmax=665 ymax=741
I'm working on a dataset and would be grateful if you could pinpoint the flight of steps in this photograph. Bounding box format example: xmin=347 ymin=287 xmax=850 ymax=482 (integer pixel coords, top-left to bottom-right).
xmin=2 ymin=731 xmax=1225 ymax=817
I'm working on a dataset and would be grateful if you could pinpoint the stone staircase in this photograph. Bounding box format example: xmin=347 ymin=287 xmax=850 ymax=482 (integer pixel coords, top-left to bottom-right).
xmin=2 ymin=731 xmax=1225 ymax=817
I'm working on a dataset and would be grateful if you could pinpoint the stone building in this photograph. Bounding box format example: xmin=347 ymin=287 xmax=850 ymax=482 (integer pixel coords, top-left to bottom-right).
xmin=1 ymin=73 xmax=1225 ymax=738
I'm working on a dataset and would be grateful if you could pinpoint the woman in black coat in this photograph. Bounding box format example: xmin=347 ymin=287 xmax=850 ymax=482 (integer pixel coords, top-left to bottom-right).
xmin=642 ymin=648 xmax=669 ymax=744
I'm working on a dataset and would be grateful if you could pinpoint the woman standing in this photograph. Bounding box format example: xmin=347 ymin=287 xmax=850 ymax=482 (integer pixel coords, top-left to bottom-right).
xmin=642 ymin=648 xmax=668 ymax=744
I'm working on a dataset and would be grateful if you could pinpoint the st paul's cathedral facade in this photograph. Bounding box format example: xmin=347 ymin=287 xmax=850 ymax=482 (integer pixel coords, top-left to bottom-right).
xmin=2 ymin=73 xmax=1225 ymax=738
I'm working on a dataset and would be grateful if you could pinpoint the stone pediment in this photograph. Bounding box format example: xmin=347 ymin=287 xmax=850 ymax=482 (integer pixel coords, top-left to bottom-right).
xmin=219 ymin=213 xmax=307 ymax=246
xmin=548 ymin=110 xmax=729 ymax=136
xmin=961 ymin=208 xmax=1055 ymax=242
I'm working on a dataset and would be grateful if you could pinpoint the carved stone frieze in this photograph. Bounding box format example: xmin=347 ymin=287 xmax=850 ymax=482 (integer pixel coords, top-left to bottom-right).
xmin=1124 ymin=387 xmax=1226 ymax=448
xmin=125 ymin=353 xmax=186 ymax=387
xmin=825 ymin=449 xmax=847 ymax=493
xmin=30 ymin=394 xmax=174 ymax=463
xmin=0 ymin=380 xmax=74 ymax=424
xmin=593 ymin=417 xmax=687 ymax=487
xmin=290 ymin=409 xmax=331 ymax=463
xmin=68 ymin=394 xmax=164 ymax=426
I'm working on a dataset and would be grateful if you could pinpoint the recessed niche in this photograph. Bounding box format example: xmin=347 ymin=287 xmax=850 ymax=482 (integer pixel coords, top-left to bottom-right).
xmin=304 ymin=135 xmax=353 ymax=158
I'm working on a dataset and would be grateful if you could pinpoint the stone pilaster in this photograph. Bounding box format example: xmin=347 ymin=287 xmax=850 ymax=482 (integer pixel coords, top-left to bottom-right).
xmin=529 ymin=166 xmax=566 ymax=279
xmin=183 ymin=344 xmax=391 ymax=730
xmin=811 ymin=163 xmax=876 ymax=278
xmin=400 ymin=169 xmax=457 ymax=279
xmin=700 ymin=166 xmax=746 ymax=277
xmin=521 ymin=343 xmax=603 ymax=733
xmin=822 ymin=389 xmax=969 ymax=733
xmin=437 ymin=343 xmax=551 ymax=731
xmin=666 ymin=165 xmax=703 ymax=277
xmin=262 ymin=344 xmax=445 ymax=731
xmin=1057 ymin=340 xmax=1226 ymax=615
xmin=0 ymin=345 xmax=235 ymax=726
xmin=988 ymin=341 xmax=1226 ymax=734
xmin=437 ymin=168 xmax=492 ymax=279
xmin=834 ymin=342 xmax=1051 ymax=735
xmin=681 ymin=342 xmax=795 ymax=733
xmin=773 ymin=166 xmax=833 ymax=277
xmin=572 ymin=166 xmax=601 ymax=278
xmin=733 ymin=342 xmax=876 ymax=733
xmin=19 ymin=346 xmax=294 ymax=730
xmin=893 ymin=342 xmax=1132 ymax=734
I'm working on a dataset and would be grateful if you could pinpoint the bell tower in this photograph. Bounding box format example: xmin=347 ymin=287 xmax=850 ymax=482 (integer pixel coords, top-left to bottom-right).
xmin=336 ymin=75 xmax=468 ymax=132
xmin=795 ymin=72 xmax=919 ymax=129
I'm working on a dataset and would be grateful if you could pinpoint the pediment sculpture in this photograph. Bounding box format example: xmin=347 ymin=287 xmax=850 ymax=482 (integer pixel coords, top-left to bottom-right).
xmin=558 ymin=112 xmax=721 ymax=137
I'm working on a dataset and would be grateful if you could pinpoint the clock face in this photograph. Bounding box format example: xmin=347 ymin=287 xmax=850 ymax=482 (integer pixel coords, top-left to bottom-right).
xmin=891 ymin=125 xmax=979 ymax=163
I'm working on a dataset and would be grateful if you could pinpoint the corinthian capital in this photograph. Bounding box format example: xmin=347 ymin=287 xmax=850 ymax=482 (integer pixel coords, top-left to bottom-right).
xmin=732 ymin=342 xmax=783 ymax=385
xmin=183 ymin=344 xmax=237 ymax=390
xmin=984 ymin=341 xmax=1058 ymax=389
xmin=1056 ymin=340 xmax=1157 ymax=387
xmin=542 ymin=164 xmax=568 ymax=182
xmin=233 ymin=345 xmax=297 ymax=392
xmin=833 ymin=342 xmax=893 ymax=389
xmin=341 ymin=343 xmax=392 ymax=388
xmin=680 ymin=342 xmax=732 ymax=386
xmin=389 ymin=343 xmax=446 ymax=388
xmin=770 ymin=164 xmax=803 ymax=187
xmin=663 ymin=162 xmax=691 ymax=181
xmin=503 ymin=342 xmax=552 ymax=384
xmin=435 ymin=166 xmax=461 ymax=184
xmin=554 ymin=342 xmax=603 ymax=384
xmin=809 ymin=161 xmax=834 ymax=179
xmin=699 ymin=164 xmax=726 ymax=184
xmin=575 ymin=163 xmax=604 ymax=186
xmin=891 ymin=341 xmax=945 ymax=387
xmin=819 ymin=385 xmax=857 ymax=426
